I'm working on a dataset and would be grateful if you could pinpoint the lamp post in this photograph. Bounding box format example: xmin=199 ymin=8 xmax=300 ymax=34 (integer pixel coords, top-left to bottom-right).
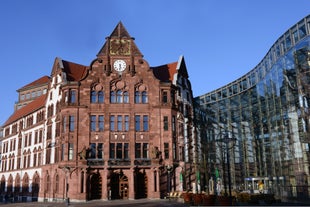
xmin=217 ymin=131 xmax=236 ymax=204
xmin=166 ymin=165 xmax=173 ymax=195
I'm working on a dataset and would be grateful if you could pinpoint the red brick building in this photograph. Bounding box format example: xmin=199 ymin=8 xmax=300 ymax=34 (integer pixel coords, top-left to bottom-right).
xmin=0 ymin=22 xmax=198 ymax=202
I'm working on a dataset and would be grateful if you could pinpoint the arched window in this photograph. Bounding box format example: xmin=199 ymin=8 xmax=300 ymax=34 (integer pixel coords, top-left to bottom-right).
xmin=142 ymin=91 xmax=148 ymax=103
xmin=0 ymin=176 xmax=5 ymax=194
xmin=32 ymin=173 xmax=40 ymax=194
xmin=98 ymin=91 xmax=104 ymax=103
xmin=135 ymin=91 xmax=140 ymax=103
xmin=123 ymin=91 xmax=129 ymax=103
xmin=7 ymin=175 xmax=13 ymax=193
xmin=116 ymin=90 xmax=123 ymax=103
xmin=110 ymin=91 xmax=116 ymax=103
xmin=15 ymin=174 xmax=20 ymax=193
xmin=22 ymin=173 xmax=29 ymax=193
xmin=91 ymin=91 xmax=104 ymax=103
xmin=90 ymin=91 xmax=97 ymax=103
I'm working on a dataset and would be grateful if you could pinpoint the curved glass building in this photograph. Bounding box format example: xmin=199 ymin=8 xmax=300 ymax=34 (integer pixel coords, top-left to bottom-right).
xmin=196 ymin=15 xmax=310 ymax=200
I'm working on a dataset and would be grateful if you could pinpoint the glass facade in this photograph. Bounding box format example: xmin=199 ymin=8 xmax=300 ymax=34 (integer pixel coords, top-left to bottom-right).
xmin=196 ymin=15 xmax=310 ymax=199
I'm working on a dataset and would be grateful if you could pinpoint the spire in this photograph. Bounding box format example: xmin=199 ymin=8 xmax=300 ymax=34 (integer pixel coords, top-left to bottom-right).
xmin=110 ymin=21 xmax=131 ymax=38
xmin=97 ymin=22 xmax=142 ymax=57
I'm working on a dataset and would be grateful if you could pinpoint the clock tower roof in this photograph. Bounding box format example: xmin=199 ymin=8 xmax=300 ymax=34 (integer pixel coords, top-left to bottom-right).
xmin=97 ymin=22 xmax=143 ymax=57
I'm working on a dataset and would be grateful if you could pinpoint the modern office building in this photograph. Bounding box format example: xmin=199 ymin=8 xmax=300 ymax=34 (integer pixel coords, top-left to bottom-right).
xmin=196 ymin=15 xmax=310 ymax=200
xmin=0 ymin=22 xmax=197 ymax=202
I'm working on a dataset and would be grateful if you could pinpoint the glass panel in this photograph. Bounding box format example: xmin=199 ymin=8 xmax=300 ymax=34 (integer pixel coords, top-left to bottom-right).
xmin=135 ymin=115 xmax=140 ymax=131
xmin=99 ymin=115 xmax=104 ymax=131
xmin=98 ymin=91 xmax=104 ymax=103
xmin=90 ymin=115 xmax=96 ymax=131
xmin=91 ymin=91 xmax=96 ymax=103
xmin=143 ymin=115 xmax=148 ymax=131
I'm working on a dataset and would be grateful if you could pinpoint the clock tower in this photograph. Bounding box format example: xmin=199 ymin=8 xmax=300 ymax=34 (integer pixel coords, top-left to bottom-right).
xmin=96 ymin=22 xmax=143 ymax=76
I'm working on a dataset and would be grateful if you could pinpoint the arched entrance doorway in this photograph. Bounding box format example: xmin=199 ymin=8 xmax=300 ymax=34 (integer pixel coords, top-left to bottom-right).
xmin=135 ymin=170 xmax=147 ymax=199
xmin=89 ymin=173 xmax=102 ymax=200
xmin=110 ymin=171 xmax=129 ymax=200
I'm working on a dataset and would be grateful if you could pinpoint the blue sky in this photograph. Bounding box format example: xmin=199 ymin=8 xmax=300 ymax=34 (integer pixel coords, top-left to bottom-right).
xmin=0 ymin=0 xmax=309 ymax=125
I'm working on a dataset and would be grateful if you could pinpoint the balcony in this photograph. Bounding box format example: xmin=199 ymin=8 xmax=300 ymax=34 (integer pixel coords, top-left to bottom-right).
xmin=87 ymin=159 xmax=104 ymax=166
xmin=108 ymin=159 xmax=131 ymax=166
xmin=134 ymin=159 xmax=151 ymax=166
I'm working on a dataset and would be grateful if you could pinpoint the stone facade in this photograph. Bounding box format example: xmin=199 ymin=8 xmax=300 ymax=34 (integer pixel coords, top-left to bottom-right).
xmin=0 ymin=22 xmax=197 ymax=202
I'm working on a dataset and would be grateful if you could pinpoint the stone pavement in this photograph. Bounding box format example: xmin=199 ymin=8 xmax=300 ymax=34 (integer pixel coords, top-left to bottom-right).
xmin=0 ymin=199 xmax=189 ymax=207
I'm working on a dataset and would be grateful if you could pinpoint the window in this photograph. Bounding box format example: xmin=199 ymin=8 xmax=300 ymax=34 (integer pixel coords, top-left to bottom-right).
xmin=68 ymin=143 xmax=74 ymax=160
xmin=90 ymin=115 xmax=104 ymax=131
xmin=110 ymin=143 xmax=129 ymax=159
xmin=162 ymin=91 xmax=168 ymax=103
xmin=69 ymin=116 xmax=75 ymax=132
xmin=116 ymin=90 xmax=123 ymax=103
xmin=91 ymin=90 xmax=104 ymax=103
xmin=56 ymin=122 xmax=60 ymax=137
xmin=124 ymin=143 xmax=129 ymax=159
xmin=116 ymin=143 xmax=122 ymax=159
xmin=110 ymin=143 xmax=115 ymax=159
xmin=142 ymin=91 xmax=148 ymax=103
xmin=63 ymin=117 xmax=67 ymax=133
xmin=91 ymin=91 xmax=97 ymax=103
xmin=97 ymin=143 xmax=103 ymax=159
xmin=99 ymin=115 xmax=104 ymax=131
xmin=125 ymin=115 xmax=129 ymax=131
xmin=111 ymin=115 xmax=128 ymax=132
xmin=117 ymin=115 xmax=122 ymax=131
xmin=135 ymin=143 xmax=149 ymax=159
xmin=98 ymin=91 xmax=104 ymax=103
xmin=124 ymin=91 xmax=129 ymax=103
xmin=88 ymin=143 xmax=103 ymax=159
xmin=110 ymin=116 xmax=115 ymax=131
xmin=47 ymin=125 xmax=52 ymax=140
xmin=135 ymin=143 xmax=141 ymax=158
xmin=110 ymin=91 xmax=116 ymax=103
xmin=135 ymin=115 xmax=149 ymax=131
xmin=89 ymin=143 xmax=96 ymax=158
xmin=143 ymin=115 xmax=149 ymax=131
xmin=69 ymin=90 xmax=76 ymax=103
xmin=164 ymin=143 xmax=169 ymax=159
xmin=135 ymin=91 xmax=140 ymax=103
xmin=135 ymin=90 xmax=148 ymax=103
xmin=164 ymin=116 xmax=168 ymax=131
xmin=135 ymin=115 xmax=141 ymax=131
xmin=111 ymin=90 xmax=129 ymax=103
xmin=90 ymin=115 xmax=96 ymax=131
xmin=172 ymin=115 xmax=176 ymax=133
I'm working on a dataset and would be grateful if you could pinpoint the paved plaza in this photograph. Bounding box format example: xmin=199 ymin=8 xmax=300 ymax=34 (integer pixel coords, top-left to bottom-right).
xmin=0 ymin=199 xmax=189 ymax=207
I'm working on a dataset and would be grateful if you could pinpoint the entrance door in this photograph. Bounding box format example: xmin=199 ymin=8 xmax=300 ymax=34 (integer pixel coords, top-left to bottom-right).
xmin=89 ymin=173 xmax=102 ymax=200
xmin=119 ymin=174 xmax=129 ymax=199
xmin=135 ymin=171 xmax=147 ymax=199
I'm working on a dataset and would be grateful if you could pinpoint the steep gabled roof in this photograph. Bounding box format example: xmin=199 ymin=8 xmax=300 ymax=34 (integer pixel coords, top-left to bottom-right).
xmin=61 ymin=59 xmax=88 ymax=81
xmin=3 ymin=94 xmax=47 ymax=126
xmin=97 ymin=22 xmax=142 ymax=57
xmin=110 ymin=21 xmax=131 ymax=38
xmin=151 ymin=62 xmax=178 ymax=82
xmin=17 ymin=76 xmax=50 ymax=92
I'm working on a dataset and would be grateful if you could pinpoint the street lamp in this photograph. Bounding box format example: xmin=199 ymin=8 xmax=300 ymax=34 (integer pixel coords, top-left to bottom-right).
xmin=216 ymin=131 xmax=236 ymax=204
xmin=166 ymin=165 xmax=173 ymax=195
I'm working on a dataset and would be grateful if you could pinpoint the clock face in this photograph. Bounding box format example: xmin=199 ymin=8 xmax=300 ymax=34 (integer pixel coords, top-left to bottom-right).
xmin=113 ymin=60 xmax=126 ymax=72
